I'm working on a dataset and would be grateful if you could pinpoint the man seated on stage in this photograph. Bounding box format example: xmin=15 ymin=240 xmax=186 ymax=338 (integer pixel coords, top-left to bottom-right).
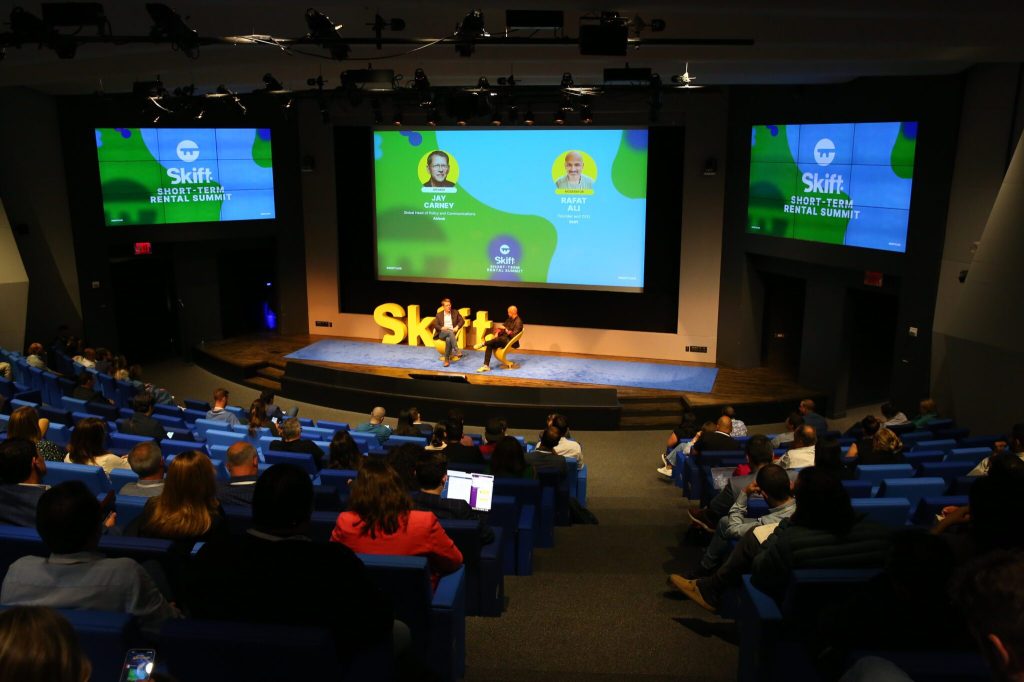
xmin=432 ymin=297 xmax=465 ymax=368
xmin=476 ymin=306 xmax=523 ymax=372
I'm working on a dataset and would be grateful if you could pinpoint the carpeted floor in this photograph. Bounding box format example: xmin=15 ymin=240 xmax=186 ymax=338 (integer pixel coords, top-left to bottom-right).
xmin=284 ymin=339 xmax=719 ymax=393
xmin=142 ymin=359 xmax=875 ymax=681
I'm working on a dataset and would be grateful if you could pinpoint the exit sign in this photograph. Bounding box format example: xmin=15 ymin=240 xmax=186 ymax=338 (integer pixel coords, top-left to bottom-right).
xmin=134 ymin=242 xmax=152 ymax=255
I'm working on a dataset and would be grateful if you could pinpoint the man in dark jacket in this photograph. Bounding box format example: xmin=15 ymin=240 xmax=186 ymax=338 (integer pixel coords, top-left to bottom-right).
xmin=216 ymin=442 xmax=260 ymax=507
xmin=432 ymin=297 xmax=466 ymax=367
xmin=71 ymin=372 xmax=112 ymax=405
xmin=117 ymin=393 xmax=166 ymax=441
xmin=0 ymin=438 xmax=49 ymax=527
xmin=270 ymin=418 xmax=325 ymax=470
xmin=691 ymin=415 xmax=741 ymax=456
xmin=442 ymin=420 xmax=484 ymax=465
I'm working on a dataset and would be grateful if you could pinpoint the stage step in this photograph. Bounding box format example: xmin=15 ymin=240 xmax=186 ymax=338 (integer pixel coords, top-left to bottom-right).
xmin=245 ymin=376 xmax=282 ymax=393
xmin=257 ymin=366 xmax=285 ymax=381
xmin=618 ymin=414 xmax=685 ymax=430
xmin=267 ymin=358 xmax=287 ymax=371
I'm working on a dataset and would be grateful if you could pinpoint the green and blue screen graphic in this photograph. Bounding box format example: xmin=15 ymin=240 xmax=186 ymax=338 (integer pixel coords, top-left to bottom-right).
xmin=373 ymin=128 xmax=649 ymax=292
xmin=747 ymin=122 xmax=917 ymax=253
xmin=96 ymin=128 xmax=275 ymax=225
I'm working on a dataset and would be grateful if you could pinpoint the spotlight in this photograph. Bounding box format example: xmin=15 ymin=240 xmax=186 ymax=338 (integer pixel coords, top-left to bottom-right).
xmin=412 ymin=68 xmax=432 ymax=107
xmin=523 ymin=105 xmax=535 ymax=126
xmin=146 ymin=3 xmax=201 ymax=58
xmin=554 ymin=108 xmax=566 ymax=125
xmin=454 ymin=9 xmax=488 ymax=57
xmin=506 ymin=105 xmax=519 ymax=124
xmin=490 ymin=110 xmax=502 ymax=126
xmin=368 ymin=13 xmax=405 ymax=50
xmin=305 ymin=8 xmax=349 ymax=60
xmin=10 ymin=7 xmax=77 ymax=58
xmin=427 ymin=107 xmax=440 ymax=126
xmin=579 ymin=105 xmax=593 ymax=124
xmin=392 ymin=110 xmax=403 ymax=126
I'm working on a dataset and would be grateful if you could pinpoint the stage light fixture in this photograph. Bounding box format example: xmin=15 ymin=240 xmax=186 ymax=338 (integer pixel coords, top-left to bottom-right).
xmin=630 ymin=15 xmax=666 ymax=35
xmin=262 ymin=73 xmax=288 ymax=93
xmin=553 ymin=108 xmax=565 ymax=125
xmin=305 ymin=8 xmax=349 ymax=60
xmin=146 ymin=3 xmax=200 ymax=58
xmin=490 ymin=110 xmax=502 ymax=126
xmin=454 ymin=9 xmax=488 ymax=57
xmin=579 ymin=12 xmax=628 ymax=56
xmin=427 ymin=107 xmax=440 ymax=126
xmin=506 ymin=105 xmax=519 ymax=124
xmin=368 ymin=13 xmax=405 ymax=50
xmin=10 ymin=6 xmax=78 ymax=58
xmin=392 ymin=109 xmax=403 ymax=126
xmin=579 ymin=105 xmax=593 ymax=124
xmin=41 ymin=3 xmax=109 ymax=34
xmin=523 ymin=105 xmax=535 ymax=126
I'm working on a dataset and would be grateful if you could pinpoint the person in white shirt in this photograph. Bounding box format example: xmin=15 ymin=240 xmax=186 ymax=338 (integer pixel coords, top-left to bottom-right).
xmin=538 ymin=413 xmax=583 ymax=466
xmin=880 ymin=402 xmax=909 ymax=427
xmin=778 ymin=425 xmax=817 ymax=469
xmin=722 ymin=406 xmax=748 ymax=437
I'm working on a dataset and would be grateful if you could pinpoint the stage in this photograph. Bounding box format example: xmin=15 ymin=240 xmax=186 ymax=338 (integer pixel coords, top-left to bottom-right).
xmin=192 ymin=334 xmax=821 ymax=430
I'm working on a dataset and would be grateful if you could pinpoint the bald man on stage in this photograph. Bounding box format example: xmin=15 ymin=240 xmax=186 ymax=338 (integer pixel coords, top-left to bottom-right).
xmin=476 ymin=306 xmax=523 ymax=372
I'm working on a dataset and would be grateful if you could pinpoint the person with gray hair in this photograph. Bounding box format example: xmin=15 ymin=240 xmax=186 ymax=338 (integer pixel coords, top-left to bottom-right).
xmin=353 ymin=407 xmax=392 ymax=445
xmin=119 ymin=441 xmax=165 ymax=498
xmin=216 ymin=442 xmax=261 ymax=507
xmin=269 ymin=418 xmax=325 ymax=470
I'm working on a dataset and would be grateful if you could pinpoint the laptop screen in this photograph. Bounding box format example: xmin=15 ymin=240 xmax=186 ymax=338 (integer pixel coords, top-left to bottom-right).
xmin=444 ymin=470 xmax=494 ymax=512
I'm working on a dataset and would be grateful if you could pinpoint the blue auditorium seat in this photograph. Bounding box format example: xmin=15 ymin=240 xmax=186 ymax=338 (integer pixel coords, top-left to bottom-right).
xmin=264 ymin=450 xmax=318 ymax=476
xmin=43 ymin=461 xmax=111 ymax=496
xmin=918 ymin=460 xmax=976 ymax=483
xmin=841 ymin=479 xmax=873 ymax=498
xmin=109 ymin=468 xmax=140 ymax=493
xmin=314 ymin=419 xmax=349 ymax=434
xmin=184 ymin=398 xmax=211 ymax=412
xmin=159 ymin=438 xmax=206 ymax=457
xmin=439 ymin=518 xmax=503 ymax=618
xmin=856 ymin=464 xmax=915 ymax=484
xmin=45 ymin=422 xmax=71 ymax=448
xmin=944 ymin=447 xmax=990 ymax=465
xmin=878 ymin=477 xmax=947 ymax=510
xmin=913 ymin=439 xmax=958 ymax=454
xmin=110 ymin=432 xmax=157 ymax=452
xmin=115 ymin=494 xmax=150 ymax=528
xmin=851 ymin=498 xmax=911 ymax=527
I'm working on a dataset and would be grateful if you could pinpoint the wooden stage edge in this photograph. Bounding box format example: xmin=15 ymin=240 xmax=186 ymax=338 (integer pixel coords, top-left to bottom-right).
xmin=191 ymin=333 xmax=822 ymax=431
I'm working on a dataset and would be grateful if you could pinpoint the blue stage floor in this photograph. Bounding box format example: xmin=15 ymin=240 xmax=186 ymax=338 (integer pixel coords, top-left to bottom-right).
xmin=286 ymin=340 xmax=718 ymax=393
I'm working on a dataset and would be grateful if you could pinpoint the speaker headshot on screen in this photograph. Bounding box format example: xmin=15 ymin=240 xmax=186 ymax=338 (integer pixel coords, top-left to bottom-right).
xmin=554 ymin=150 xmax=594 ymax=192
xmin=423 ymin=150 xmax=455 ymax=188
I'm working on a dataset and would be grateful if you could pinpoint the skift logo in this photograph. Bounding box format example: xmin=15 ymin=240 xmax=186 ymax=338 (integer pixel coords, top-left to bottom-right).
xmin=813 ymin=138 xmax=836 ymax=166
xmin=803 ymin=137 xmax=844 ymax=195
xmin=176 ymin=140 xmax=200 ymax=162
xmin=499 ymin=244 xmax=511 ymax=256
xmin=168 ymin=139 xmax=213 ymax=184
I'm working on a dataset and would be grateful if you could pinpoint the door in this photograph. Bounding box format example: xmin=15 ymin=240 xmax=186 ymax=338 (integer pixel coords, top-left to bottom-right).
xmin=760 ymin=273 xmax=806 ymax=377
xmin=109 ymin=254 xmax=180 ymax=363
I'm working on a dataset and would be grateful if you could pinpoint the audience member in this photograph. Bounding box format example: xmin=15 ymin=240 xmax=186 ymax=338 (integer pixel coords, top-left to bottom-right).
xmin=25 ymin=342 xmax=47 ymax=370
xmin=120 ymin=441 xmax=165 ymax=498
xmin=354 ymin=406 xmax=392 ymax=445
xmin=187 ymin=464 xmax=395 ymax=660
xmin=394 ymin=408 xmax=421 ymax=437
xmin=526 ymin=426 xmax=567 ymax=476
xmin=691 ymin=415 xmax=741 ymax=456
xmin=0 ymin=438 xmax=49 ymax=526
xmin=93 ymin=347 xmax=113 ymax=374
xmin=693 ymin=464 xmax=796 ymax=575
xmin=480 ymin=418 xmax=507 ymax=459
xmin=7 ymin=405 xmax=65 ymax=462
xmin=327 ymin=430 xmax=362 ymax=470
xmin=385 ymin=443 xmax=422 ymax=491
xmin=799 ymin=398 xmax=829 ymax=434
xmin=73 ymin=347 xmax=96 ymax=369
xmin=770 ymin=412 xmax=804 ymax=449
xmin=128 ymin=449 xmax=228 ymax=550
xmin=863 ymin=427 xmax=905 ymax=465
xmin=670 ymin=467 xmax=892 ymax=612
xmin=205 ymin=388 xmax=240 ymax=426
xmin=911 ymin=398 xmax=939 ymax=428
xmin=970 ymin=424 xmax=1024 ymax=476
xmin=845 ymin=415 xmax=881 ymax=462
xmin=490 ymin=436 xmax=534 ymax=479
xmin=217 ymin=442 xmax=260 ymax=507
xmin=411 ymin=451 xmax=495 ymax=544
xmin=70 ymin=372 xmax=111 ymax=405
xmin=260 ymin=388 xmax=285 ymax=422
xmin=0 ymin=606 xmax=92 ymax=681
xmin=425 ymin=423 xmax=447 ymax=452
xmin=64 ymin=418 xmax=129 ymax=474
xmin=541 ymin=413 xmax=583 ymax=464
xmin=880 ymin=401 xmax=909 ymax=427
xmin=722 ymin=406 xmax=748 ymax=437
xmin=1 ymin=481 xmax=180 ymax=634
xmin=688 ymin=435 xmax=778 ymax=532
xmin=953 ymin=550 xmax=1024 ymax=682
xmin=814 ymin=439 xmax=856 ymax=480
xmin=117 ymin=392 xmax=167 ymax=441
xmin=778 ymin=425 xmax=817 ymax=469
xmin=269 ymin=418 xmax=325 ymax=470
xmin=446 ymin=408 xmax=476 ymax=446
xmin=443 ymin=419 xmax=484 ymax=465
xmin=657 ymin=413 xmax=702 ymax=477
xmin=331 ymin=458 xmax=462 ymax=589
xmin=248 ymin=399 xmax=281 ymax=438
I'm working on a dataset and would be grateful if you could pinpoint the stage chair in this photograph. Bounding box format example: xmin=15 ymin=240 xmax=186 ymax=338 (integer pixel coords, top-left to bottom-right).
xmin=494 ymin=329 xmax=525 ymax=369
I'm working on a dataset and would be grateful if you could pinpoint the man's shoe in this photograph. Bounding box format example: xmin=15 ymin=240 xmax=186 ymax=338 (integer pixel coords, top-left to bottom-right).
xmin=443 ymin=360 xmax=450 ymax=367
xmin=657 ymin=466 xmax=673 ymax=478
xmin=476 ymin=365 xmax=490 ymax=372
xmin=680 ymin=578 xmax=719 ymax=614
xmin=661 ymin=452 xmax=670 ymax=468
xmin=687 ymin=508 xmax=715 ymax=533
xmin=452 ymin=354 xmax=462 ymax=362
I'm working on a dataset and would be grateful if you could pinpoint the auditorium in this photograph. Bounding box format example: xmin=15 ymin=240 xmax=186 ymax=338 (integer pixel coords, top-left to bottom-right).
xmin=1 ymin=3 xmax=1023 ymax=680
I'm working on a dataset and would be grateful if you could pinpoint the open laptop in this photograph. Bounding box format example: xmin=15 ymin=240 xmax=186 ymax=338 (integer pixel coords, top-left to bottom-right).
xmin=444 ymin=470 xmax=494 ymax=512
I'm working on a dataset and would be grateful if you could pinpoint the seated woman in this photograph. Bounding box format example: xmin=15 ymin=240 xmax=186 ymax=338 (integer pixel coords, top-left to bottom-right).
xmin=490 ymin=436 xmax=535 ymax=479
xmin=64 ymin=418 xmax=129 ymax=475
xmin=128 ymin=449 xmax=227 ymax=551
xmin=7 ymin=406 xmax=65 ymax=462
xmin=330 ymin=458 xmax=462 ymax=589
xmin=814 ymin=439 xmax=856 ymax=480
xmin=247 ymin=399 xmax=281 ymax=438
xmin=393 ymin=408 xmax=421 ymax=437
xmin=860 ymin=427 xmax=905 ymax=466
xmin=327 ymin=430 xmax=362 ymax=470
xmin=424 ymin=424 xmax=447 ymax=452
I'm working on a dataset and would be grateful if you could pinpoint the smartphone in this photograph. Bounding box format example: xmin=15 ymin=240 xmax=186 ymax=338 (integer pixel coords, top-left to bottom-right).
xmin=119 ymin=649 xmax=156 ymax=681
xmin=271 ymin=416 xmax=279 ymax=424
xmin=166 ymin=431 xmax=174 ymax=440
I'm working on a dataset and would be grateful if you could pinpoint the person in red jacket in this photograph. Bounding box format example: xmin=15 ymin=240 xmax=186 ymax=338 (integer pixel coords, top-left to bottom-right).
xmin=331 ymin=457 xmax=462 ymax=590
